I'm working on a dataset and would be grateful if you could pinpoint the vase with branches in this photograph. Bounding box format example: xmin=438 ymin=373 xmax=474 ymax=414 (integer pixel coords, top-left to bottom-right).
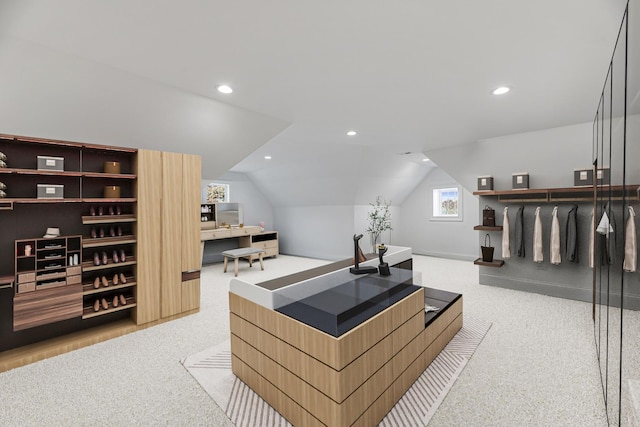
xmin=366 ymin=196 xmax=392 ymax=252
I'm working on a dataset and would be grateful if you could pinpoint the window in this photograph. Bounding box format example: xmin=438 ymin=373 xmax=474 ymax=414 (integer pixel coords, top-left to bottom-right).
xmin=432 ymin=186 xmax=462 ymax=220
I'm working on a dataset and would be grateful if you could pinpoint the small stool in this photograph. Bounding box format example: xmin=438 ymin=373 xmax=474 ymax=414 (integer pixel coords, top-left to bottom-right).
xmin=221 ymin=248 xmax=266 ymax=277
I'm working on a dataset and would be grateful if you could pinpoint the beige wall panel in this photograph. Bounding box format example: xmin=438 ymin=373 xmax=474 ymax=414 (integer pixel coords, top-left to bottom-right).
xmin=230 ymin=309 xmax=425 ymax=403
xmin=181 ymin=154 xmax=201 ymax=272
xmin=181 ymin=278 xmax=200 ymax=312
xmin=232 ymin=355 xmax=324 ymax=427
xmin=133 ymin=149 xmax=162 ymax=325
xmin=161 ymin=152 xmax=183 ymax=318
xmin=229 ymin=289 xmax=424 ymax=370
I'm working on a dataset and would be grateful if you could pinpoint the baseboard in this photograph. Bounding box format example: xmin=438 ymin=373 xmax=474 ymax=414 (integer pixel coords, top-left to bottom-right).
xmin=479 ymin=273 xmax=640 ymax=310
xmin=412 ymin=250 xmax=476 ymax=262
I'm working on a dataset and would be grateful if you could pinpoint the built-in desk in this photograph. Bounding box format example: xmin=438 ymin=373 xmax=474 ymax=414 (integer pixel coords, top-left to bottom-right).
xmin=228 ymin=246 xmax=462 ymax=426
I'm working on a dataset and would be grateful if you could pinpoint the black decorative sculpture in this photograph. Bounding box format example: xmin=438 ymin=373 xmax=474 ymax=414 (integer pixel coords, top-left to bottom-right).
xmin=349 ymin=234 xmax=377 ymax=275
xmin=378 ymin=245 xmax=390 ymax=276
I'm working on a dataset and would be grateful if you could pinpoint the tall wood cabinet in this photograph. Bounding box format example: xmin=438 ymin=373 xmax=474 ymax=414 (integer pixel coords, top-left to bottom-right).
xmin=0 ymin=136 xmax=201 ymax=360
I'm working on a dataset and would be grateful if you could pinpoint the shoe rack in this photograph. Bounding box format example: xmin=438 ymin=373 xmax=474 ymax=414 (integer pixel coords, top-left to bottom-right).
xmin=81 ymin=204 xmax=137 ymax=319
xmin=13 ymin=235 xmax=83 ymax=331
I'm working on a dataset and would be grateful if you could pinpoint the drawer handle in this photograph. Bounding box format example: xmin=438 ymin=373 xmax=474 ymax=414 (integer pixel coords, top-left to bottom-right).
xmin=0 ymin=284 xmax=13 ymax=289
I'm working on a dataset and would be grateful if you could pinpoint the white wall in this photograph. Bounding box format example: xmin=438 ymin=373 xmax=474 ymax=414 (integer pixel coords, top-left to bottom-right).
xmin=274 ymin=206 xmax=355 ymax=260
xmin=396 ymin=168 xmax=479 ymax=261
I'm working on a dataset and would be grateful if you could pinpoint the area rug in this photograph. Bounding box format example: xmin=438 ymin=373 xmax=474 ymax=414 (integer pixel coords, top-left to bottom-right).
xmin=181 ymin=316 xmax=491 ymax=427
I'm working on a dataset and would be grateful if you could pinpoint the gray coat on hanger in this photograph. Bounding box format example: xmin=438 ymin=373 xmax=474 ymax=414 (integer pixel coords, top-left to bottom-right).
xmin=515 ymin=206 xmax=525 ymax=257
xmin=565 ymin=205 xmax=578 ymax=262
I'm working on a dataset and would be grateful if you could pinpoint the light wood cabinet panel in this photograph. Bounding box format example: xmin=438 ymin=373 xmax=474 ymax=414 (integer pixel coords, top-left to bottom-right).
xmin=181 ymin=278 xmax=200 ymax=312
xmin=133 ymin=149 xmax=162 ymax=325
xmin=181 ymin=154 xmax=201 ymax=273
xmin=161 ymin=152 xmax=183 ymax=318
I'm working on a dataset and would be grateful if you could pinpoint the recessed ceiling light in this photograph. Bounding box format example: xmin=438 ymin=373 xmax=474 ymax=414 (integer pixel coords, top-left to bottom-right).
xmin=346 ymin=131 xmax=357 ymax=136
xmin=422 ymin=158 xmax=430 ymax=162
xmin=492 ymin=86 xmax=510 ymax=95
xmin=217 ymin=84 xmax=233 ymax=94
xmin=264 ymin=155 xmax=272 ymax=160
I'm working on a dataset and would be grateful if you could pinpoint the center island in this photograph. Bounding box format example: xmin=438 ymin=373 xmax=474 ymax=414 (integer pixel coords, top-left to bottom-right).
xmin=228 ymin=246 xmax=462 ymax=426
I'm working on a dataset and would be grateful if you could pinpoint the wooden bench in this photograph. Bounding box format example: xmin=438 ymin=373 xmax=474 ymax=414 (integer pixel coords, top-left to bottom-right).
xmin=221 ymin=248 xmax=266 ymax=277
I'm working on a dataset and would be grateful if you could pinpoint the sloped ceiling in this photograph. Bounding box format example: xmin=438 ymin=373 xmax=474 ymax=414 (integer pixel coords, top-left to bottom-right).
xmin=0 ymin=0 xmax=630 ymax=206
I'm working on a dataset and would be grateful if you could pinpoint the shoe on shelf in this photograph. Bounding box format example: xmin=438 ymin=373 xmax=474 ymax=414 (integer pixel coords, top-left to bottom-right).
xmin=98 ymin=206 xmax=104 ymax=216
xmin=113 ymin=295 xmax=119 ymax=308
xmin=102 ymin=276 xmax=108 ymax=287
xmin=108 ymin=206 xmax=115 ymax=215
xmin=109 ymin=226 xmax=115 ymax=238
xmin=119 ymin=273 xmax=126 ymax=284
xmin=101 ymin=298 xmax=108 ymax=310
xmin=112 ymin=250 xmax=119 ymax=263
xmin=120 ymin=249 xmax=126 ymax=263
xmin=119 ymin=294 xmax=126 ymax=305
xmin=91 ymin=227 xmax=97 ymax=239
xmin=93 ymin=277 xmax=100 ymax=289
xmin=116 ymin=206 xmax=122 ymax=215
xmin=99 ymin=227 xmax=105 ymax=238
xmin=102 ymin=251 xmax=108 ymax=265
xmin=93 ymin=299 xmax=100 ymax=311
xmin=113 ymin=273 xmax=119 ymax=286
xmin=90 ymin=206 xmax=96 ymax=216
xmin=93 ymin=252 xmax=100 ymax=266
xmin=117 ymin=226 xmax=123 ymax=236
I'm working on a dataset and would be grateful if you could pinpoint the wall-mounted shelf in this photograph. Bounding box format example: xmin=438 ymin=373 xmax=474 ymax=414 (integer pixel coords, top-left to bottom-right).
xmin=473 ymin=258 xmax=505 ymax=268
xmin=473 ymin=225 xmax=503 ymax=231
xmin=474 ymin=185 xmax=639 ymax=203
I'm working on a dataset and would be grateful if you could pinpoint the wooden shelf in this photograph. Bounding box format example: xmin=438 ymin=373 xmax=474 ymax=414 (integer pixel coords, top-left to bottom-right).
xmin=81 ymin=258 xmax=136 ymax=273
xmin=82 ymin=236 xmax=136 ymax=248
xmin=82 ymin=298 xmax=136 ymax=319
xmin=82 ymin=280 xmax=136 ymax=296
xmin=81 ymin=214 xmax=136 ymax=225
xmin=81 ymin=198 xmax=137 ymax=203
xmin=0 ymin=198 xmax=137 ymax=204
xmin=82 ymin=172 xmax=136 ymax=179
xmin=0 ymin=168 xmax=83 ymax=177
xmin=473 ymin=185 xmax=639 ymax=203
xmin=473 ymin=258 xmax=505 ymax=267
xmin=474 ymin=225 xmax=503 ymax=231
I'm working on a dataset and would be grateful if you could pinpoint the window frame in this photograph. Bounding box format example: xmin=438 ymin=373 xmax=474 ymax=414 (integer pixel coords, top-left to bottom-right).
xmin=431 ymin=185 xmax=463 ymax=222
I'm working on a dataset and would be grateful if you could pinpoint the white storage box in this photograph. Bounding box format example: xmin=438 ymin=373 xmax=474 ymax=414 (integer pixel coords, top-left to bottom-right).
xmin=37 ymin=156 xmax=64 ymax=171
xmin=37 ymin=184 xmax=64 ymax=199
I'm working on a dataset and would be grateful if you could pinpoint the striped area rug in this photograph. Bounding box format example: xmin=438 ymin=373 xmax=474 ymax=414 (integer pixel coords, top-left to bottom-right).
xmin=182 ymin=316 xmax=491 ymax=427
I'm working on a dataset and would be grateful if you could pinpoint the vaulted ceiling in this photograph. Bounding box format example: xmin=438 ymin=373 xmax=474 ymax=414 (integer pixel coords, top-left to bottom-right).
xmin=0 ymin=0 xmax=629 ymax=206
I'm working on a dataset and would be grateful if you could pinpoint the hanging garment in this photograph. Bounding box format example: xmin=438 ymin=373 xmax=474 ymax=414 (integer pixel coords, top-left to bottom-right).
xmin=589 ymin=208 xmax=595 ymax=269
xmin=565 ymin=205 xmax=578 ymax=263
xmin=533 ymin=206 xmax=543 ymax=263
xmin=623 ymin=205 xmax=637 ymax=272
xmin=550 ymin=206 xmax=561 ymax=265
xmin=502 ymin=206 xmax=511 ymax=259
xmin=515 ymin=206 xmax=525 ymax=257
xmin=602 ymin=204 xmax=617 ymax=265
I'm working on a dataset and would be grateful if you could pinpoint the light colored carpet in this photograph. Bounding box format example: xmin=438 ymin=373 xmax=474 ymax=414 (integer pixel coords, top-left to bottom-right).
xmin=182 ymin=316 xmax=491 ymax=427
xmin=0 ymin=254 xmax=609 ymax=426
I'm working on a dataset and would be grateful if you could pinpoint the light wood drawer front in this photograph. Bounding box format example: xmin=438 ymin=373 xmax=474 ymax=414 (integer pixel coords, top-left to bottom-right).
xmin=253 ymin=241 xmax=278 ymax=250
xmin=18 ymin=272 xmax=36 ymax=284
xmin=66 ymin=266 xmax=82 ymax=276
xmin=14 ymin=284 xmax=82 ymax=331
xmin=201 ymin=229 xmax=231 ymax=240
xmin=66 ymin=275 xmax=82 ymax=285
xmin=230 ymin=226 xmax=260 ymax=237
xmin=18 ymin=282 xmax=35 ymax=293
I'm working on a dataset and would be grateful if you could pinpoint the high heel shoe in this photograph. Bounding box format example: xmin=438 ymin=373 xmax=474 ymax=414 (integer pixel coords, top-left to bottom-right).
xmin=93 ymin=252 xmax=100 ymax=266
xmin=109 ymin=226 xmax=116 ymax=237
xmin=102 ymin=276 xmax=108 ymax=287
xmin=113 ymin=295 xmax=119 ymax=307
xmin=99 ymin=227 xmax=105 ymax=238
xmin=101 ymin=298 xmax=108 ymax=310
xmin=108 ymin=205 xmax=115 ymax=215
xmin=98 ymin=206 xmax=104 ymax=216
xmin=116 ymin=205 xmax=122 ymax=215
xmin=102 ymin=251 xmax=108 ymax=265
xmin=93 ymin=277 xmax=100 ymax=289
xmin=91 ymin=227 xmax=97 ymax=239
xmin=119 ymin=295 xmax=126 ymax=305
xmin=113 ymin=273 xmax=119 ymax=285
xmin=120 ymin=249 xmax=126 ymax=263
xmin=119 ymin=273 xmax=126 ymax=284
xmin=94 ymin=299 xmax=100 ymax=311
xmin=112 ymin=250 xmax=119 ymax=263
xmin=90 ymin=206 xmax=96 ymax=216
xmin=117 ymin=226 xmax=123 ymax=237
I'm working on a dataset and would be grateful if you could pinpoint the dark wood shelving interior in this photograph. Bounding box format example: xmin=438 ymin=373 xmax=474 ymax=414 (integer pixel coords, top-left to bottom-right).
xmin=473 ymin=258 xmax=505 ymax=268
